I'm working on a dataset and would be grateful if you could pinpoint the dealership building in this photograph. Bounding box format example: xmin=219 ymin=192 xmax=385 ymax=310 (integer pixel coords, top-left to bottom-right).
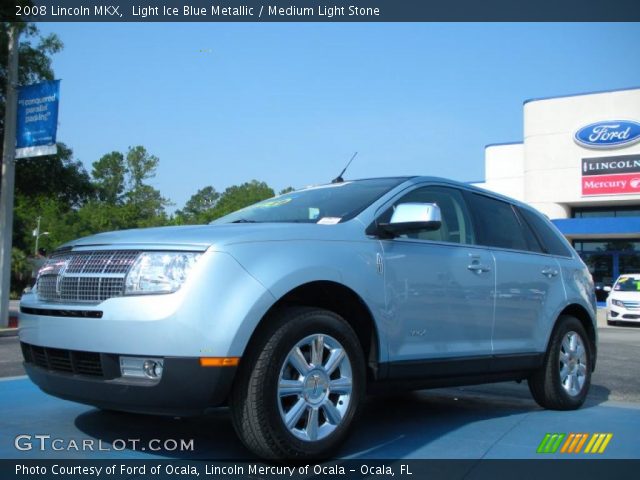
xmin=475 ymin=86 xmax=640 ymax=294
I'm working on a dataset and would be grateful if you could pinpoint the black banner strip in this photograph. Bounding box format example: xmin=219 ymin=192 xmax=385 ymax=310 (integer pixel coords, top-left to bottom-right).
xmin=4 ymin=0 xmax=640 ymax=22
xmin=2 ymin=459 xmax=640 ymax=480
xmin=582 ymin=155 xmax=640 ymax=177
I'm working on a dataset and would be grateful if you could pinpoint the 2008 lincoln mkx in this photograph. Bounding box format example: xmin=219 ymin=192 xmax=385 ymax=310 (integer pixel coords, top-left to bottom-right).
xmin=20 ymin=176 xmax=597 ymax=459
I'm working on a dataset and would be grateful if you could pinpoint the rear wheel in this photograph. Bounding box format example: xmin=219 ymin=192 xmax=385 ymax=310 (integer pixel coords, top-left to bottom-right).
xmin=230 ymin=307 xmax=365 ymax=459
xmin=529 ymin=315 xmax=592 ymax=410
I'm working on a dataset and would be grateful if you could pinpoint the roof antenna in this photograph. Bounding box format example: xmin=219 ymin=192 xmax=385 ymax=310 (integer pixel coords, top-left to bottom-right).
xmin=332 ymin=152 xmax=358 ymax=183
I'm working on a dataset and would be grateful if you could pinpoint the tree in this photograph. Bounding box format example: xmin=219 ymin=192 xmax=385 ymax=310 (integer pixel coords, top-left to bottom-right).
xmin=279 ymin=186 xmax=295 ymax=195
xmin=204 ymin=180 xmax=274 ymax=222
xmin=82 ymin=146 xmax=169 ymax=230
xmin=15 ymin=143 xmax=94 ymax=207
xmin=174 ymin=186 xmax=219 ymax=224
xmin=126 ymin=145 xmax=159 ymax=189
xmin=92 ymin=151 xmax=126 ymax=204
xmin=122 ymin=146 xmax=169 ymax=225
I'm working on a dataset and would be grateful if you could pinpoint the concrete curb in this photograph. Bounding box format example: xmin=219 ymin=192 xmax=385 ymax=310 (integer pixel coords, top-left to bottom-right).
xmin=0 ymin=328 xmax=18 ymax=337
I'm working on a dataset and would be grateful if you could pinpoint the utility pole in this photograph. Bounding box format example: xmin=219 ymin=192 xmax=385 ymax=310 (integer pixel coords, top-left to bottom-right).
xmin=0 ymin=25 xmax=20 ymax=328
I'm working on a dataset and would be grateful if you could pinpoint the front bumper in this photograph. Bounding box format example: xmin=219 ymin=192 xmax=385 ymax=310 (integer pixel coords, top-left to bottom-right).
xmin=21 ymin=342 xmax=236 ymax=416
xmin=607 ymin=306 xmax=640 ymax=323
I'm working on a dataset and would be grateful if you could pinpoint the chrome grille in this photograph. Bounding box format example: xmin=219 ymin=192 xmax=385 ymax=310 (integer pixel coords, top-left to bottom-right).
xmin=623 ymin=301 xmax=640 ymax=310
xmin=36 ymin=251 xmax=140 ymax=304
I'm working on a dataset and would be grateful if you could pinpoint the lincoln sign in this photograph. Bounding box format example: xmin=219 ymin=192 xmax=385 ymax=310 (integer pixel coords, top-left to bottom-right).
xmin=582 ymin=155 xmax=640 ymax=196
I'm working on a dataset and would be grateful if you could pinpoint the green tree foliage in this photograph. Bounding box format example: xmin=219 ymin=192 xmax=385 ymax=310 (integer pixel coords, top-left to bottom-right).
xmin=77 ymin=146 xmax=170 ymax=232
xmin=203 ymin=180 xmax=275 ymax=223
xmin=16 ymin=143 xmax=94 ymax=206
xmin=92 ymin=151 xmax=126 ymax=204
xmin=174 ymin=181 xmax=275 ymax=225
xmin=11 ymin=247 xmax=30 ymax=294
xmin=126 ymin=145 xmax=159 ymax=189
xmin=174 ymin=186 xmax=220 ymax=225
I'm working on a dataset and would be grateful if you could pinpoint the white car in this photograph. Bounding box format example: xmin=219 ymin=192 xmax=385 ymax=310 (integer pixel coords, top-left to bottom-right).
xmin=607 ymin=274 xmax=640 ymax=326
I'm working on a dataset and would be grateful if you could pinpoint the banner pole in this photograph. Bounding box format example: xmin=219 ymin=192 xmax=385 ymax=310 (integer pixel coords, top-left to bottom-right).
xmin=0 ymin=24 xmax=20 ymax=328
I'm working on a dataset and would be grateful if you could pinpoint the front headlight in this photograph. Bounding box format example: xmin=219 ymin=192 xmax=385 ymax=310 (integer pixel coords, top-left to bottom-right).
xmin=612 ymin=299 xmax=625 ymax=308
xmin=125 ymin=252 xmax=202 ymax=295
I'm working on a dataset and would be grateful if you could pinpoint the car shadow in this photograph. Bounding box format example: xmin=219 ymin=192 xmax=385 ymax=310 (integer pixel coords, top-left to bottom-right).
xmin=73 ymin=381 xmax=612 ymax=460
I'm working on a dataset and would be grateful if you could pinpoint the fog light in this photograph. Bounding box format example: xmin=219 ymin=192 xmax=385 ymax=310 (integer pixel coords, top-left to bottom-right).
xmin=143 ymin=360 xmax=162 ymax=378
xmin=611 ymin=311 xmax=619 ymax=318
xmin=120 ymin=356 xmax=164 ymax=379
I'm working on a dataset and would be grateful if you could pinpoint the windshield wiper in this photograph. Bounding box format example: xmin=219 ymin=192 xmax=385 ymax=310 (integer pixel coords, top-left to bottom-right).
xmin=230 ymin=219 xmax=258 ymax=223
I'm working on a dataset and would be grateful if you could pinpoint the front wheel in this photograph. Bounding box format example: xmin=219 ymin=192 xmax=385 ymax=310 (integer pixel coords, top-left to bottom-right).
xmin=230 ymin=307 xmax=365 ymax=459
xmin=528 ymin=315 xmax=592 ymax=410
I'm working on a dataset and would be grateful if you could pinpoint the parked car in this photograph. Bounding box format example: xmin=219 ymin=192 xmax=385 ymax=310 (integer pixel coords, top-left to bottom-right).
xmin=19 ymin=177 xmax=597 ymax=459
xmin=607 ymin=274 xmax=640 ymax=326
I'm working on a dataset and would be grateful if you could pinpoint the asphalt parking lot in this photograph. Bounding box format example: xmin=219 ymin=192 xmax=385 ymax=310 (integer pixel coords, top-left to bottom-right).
xmin=1 ymin=324 xmax=639 ymax=460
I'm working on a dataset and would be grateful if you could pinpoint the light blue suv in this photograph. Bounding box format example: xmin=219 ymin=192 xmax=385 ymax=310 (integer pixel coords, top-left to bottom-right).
xmin=19 ymin=177 xmax=597 ymax=459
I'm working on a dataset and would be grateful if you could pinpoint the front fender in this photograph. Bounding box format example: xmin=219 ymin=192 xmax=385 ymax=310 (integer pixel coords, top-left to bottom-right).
xmin=225 ymin=240 xmax=388 ymax=362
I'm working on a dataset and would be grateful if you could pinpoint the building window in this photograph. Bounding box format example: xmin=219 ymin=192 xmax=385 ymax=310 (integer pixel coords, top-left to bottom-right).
xmin=572 ymin=205 xmax=640 ymax=218
xmin=572 ymin=239 xmax=640 ymax=302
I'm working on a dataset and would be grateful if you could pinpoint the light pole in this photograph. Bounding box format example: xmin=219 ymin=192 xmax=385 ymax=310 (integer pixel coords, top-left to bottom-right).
xmin=33 ymin=216 xmax=49 ymax=256
xmin=0 ymin=24 xmax=20 ymax=328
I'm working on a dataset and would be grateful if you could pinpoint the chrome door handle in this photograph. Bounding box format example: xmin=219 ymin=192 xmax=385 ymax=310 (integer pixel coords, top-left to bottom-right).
xmin=541 ymin=267 xmax=559 ymax=278
xmin=468 ymin=263 xmax=491 ymax=274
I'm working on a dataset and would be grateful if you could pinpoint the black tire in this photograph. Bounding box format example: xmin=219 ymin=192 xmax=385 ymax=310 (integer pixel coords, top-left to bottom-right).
xmin=230 ymin=307 xmax=366 ymax=459
xmin=528 ymin=315 xmax=592 ymax=410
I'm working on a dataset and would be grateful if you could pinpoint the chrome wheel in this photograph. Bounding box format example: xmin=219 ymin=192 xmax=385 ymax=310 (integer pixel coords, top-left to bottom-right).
xmin=558 ymin=331 xmax=587 ymax=397
xmin=277 ymin=334 xmax=353 ymax=442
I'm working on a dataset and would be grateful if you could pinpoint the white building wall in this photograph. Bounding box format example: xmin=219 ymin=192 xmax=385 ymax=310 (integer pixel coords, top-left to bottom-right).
xmin=523 ymin=89 xmax=640 ymax=215
xmin=479 ymin=88 xmax=640 ymax=220
xmin=476 ymin=143 xmax=525 ymax=201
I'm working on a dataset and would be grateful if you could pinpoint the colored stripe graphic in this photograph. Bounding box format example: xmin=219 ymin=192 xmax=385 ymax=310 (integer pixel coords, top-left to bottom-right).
xmin=539 ymin=433 xmax=612 ymax=454
xmin=585 ymin=433 xmax=614 ymax=454
xmin=560 ymin=433 xmax=589 ymax=453
xmin=537 ymin=433 xmax=565 ymax=453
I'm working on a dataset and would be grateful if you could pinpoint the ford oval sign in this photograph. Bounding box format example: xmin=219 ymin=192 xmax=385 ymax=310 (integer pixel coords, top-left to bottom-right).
xmin=575 ymin=120 xmax=640 ymax=149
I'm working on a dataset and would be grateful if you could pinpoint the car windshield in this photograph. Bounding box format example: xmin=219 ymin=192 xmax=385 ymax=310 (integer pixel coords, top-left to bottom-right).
xmin=614 ymin=276 xmax=640 ymax=292
xmin=212 ymin=178 xmax=408 ymax=224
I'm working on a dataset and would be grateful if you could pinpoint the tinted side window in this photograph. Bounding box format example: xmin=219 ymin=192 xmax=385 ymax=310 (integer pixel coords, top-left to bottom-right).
xmin=468 ymin=193 xmax=533 ymax=251
xmin=378 ymin=186 xmax=475 ymax=244
xmin=518 ymin=207 xmax=574 ymax=257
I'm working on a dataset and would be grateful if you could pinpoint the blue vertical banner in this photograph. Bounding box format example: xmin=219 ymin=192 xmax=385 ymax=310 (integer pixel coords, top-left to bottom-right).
xmin=15 ymin=80 xmax=60 ymax=158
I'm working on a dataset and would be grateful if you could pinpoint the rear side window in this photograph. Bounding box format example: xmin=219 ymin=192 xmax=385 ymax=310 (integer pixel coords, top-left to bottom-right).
xmin=467 ymin=193 xmax=540 ymax=252
xmin=518 ymin=207 xmax=574 ymax=257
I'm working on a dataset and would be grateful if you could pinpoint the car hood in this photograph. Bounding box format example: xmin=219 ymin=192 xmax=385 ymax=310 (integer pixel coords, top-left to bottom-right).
xmin=58 ymin=222 xmax=357 ymax=252
xmin=608 ymin=290 xmax=640 ymax=301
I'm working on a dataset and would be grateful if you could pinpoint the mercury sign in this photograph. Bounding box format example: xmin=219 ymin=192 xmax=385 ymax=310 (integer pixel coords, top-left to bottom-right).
xmin=582 ymin=155 xmax=640 ymax=196
xmin=574 ymin=120 xmax=640 ymax=149
xmin=15 ymin=80 xmax=60 ymax=159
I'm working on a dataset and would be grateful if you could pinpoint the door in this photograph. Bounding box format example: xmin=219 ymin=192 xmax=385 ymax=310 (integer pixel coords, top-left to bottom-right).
xmin=379 ymin=185 xmax=495 ymax=365
xmin=490 ymin=250 xmax=564 ymax=354
xmin=466 ymin=193 xmax=564 ymax=356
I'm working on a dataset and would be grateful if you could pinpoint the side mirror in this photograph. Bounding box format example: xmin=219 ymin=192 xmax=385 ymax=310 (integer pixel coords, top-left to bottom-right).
xmin=603 ymin=286 xmax=612 ymax=292
xmin=374 ymin=203 xmax=442 ymax=238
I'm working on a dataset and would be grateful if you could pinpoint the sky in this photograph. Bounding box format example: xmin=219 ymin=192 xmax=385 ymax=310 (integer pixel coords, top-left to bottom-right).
xmin=37 ymin=22 xmax=640 ymax=212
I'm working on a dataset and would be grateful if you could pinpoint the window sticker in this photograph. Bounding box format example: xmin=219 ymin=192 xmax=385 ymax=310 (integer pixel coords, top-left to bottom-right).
xmin=257 ymin=197 xmax=292 ymax=208
xmin=309 ymin=208 xmax=320 ymax=220
xmin=317 ymin=217 xmax=341 ymax=225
